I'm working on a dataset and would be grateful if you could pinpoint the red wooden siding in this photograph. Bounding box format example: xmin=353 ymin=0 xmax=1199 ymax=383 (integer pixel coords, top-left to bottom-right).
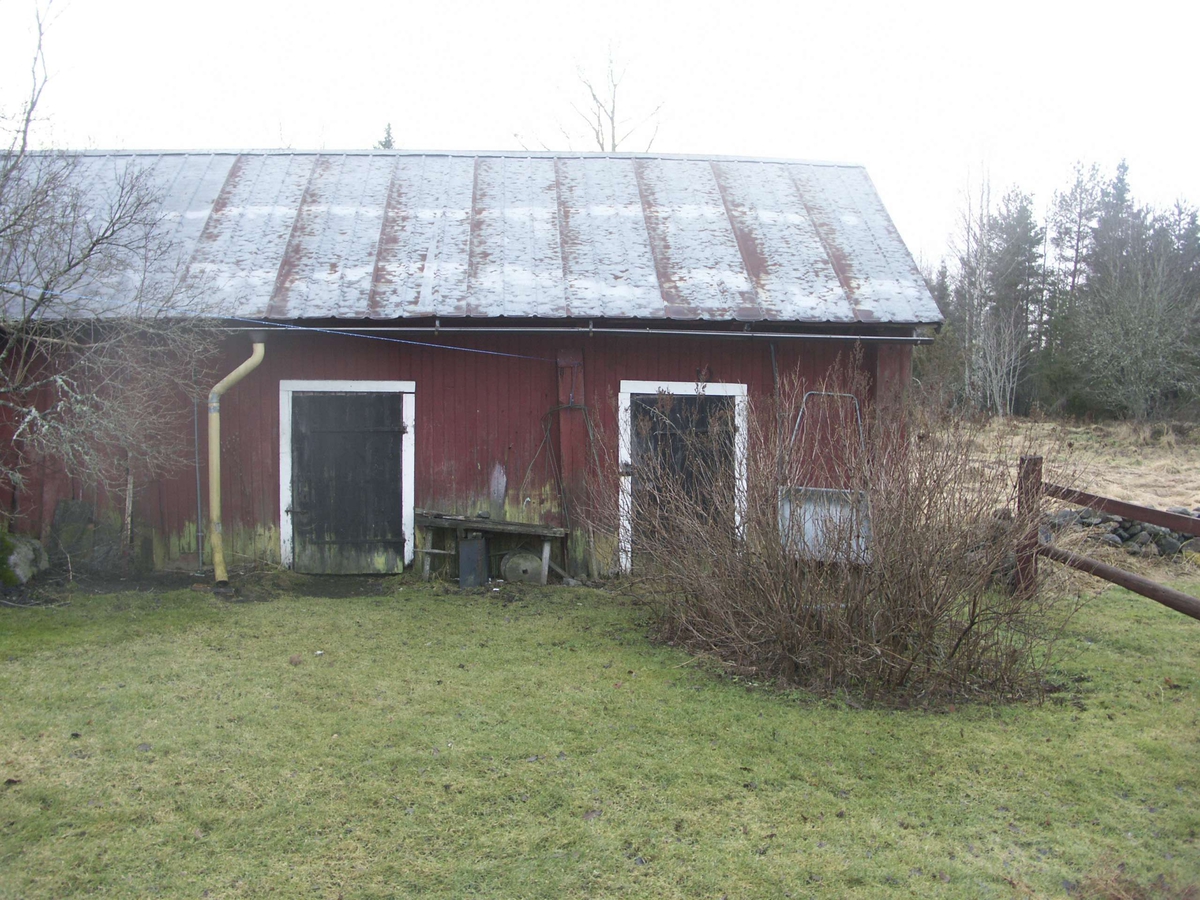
xmin=3 ymin=331 xmax=905 ymax=570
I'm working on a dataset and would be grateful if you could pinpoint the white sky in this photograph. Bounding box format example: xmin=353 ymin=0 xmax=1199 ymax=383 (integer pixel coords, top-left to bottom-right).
xmin=2 ymin=0 xmax=1197 ymax=266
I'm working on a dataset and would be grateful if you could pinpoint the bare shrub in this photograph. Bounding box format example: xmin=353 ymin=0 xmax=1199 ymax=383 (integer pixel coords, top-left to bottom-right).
xmin=1 ymin=16 xmax=220 ymax=542
xmin=587 ymin=363 xmax=1076 ymax=701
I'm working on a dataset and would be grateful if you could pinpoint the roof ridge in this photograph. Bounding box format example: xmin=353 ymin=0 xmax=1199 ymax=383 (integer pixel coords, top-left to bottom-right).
xmin=64 ymin=149 xmax=866 ymax=168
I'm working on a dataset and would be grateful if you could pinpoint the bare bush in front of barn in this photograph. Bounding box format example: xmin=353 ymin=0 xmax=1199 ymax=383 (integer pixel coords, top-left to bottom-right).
xmin=586 ymin=365 xmax=1075 ymax=701
xmin=1 ymin=18 xmax=220 ymax=559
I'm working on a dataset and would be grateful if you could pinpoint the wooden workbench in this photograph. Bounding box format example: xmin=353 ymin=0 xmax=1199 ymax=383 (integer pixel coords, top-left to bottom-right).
xmin=414 ymin=509 xmax=568 ymax=585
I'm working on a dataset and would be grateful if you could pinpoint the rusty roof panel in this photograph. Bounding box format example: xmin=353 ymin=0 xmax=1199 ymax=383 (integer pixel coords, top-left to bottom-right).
xmin=52 ymin=151 xmax=942 ymax=325
xmin=413 ymin=154 xmax=477 ymax=317
xmin=787 ymin=164 xmax=933 ymax=324
xmin=264 ymin=154 xmax=395 ymax=318
xmin=187 ymin=154 xmax=317 ymax=317
xmin=712 ymin=161 xmax=855 ymax=322
xmin=144 ymin=153 xmax=235 ymax=256
xmin=635 ymin=157 xmax=760 ymax=319
xmin=555 ymin=156 xmax=662 ymax=317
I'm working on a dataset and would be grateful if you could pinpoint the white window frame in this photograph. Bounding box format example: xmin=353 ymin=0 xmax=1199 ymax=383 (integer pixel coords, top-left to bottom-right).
xmin=618 ymin=380 xmax=748 ymax=573
xmin=279 ymin=380 xmax=416 ymax=569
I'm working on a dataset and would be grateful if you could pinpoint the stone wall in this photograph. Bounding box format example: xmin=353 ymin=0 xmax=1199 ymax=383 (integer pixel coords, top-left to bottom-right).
xmin=1045 ymin=506 xmax=1200 ymax=558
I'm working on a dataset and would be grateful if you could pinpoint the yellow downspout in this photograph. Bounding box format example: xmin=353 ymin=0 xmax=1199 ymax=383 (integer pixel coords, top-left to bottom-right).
xmin=208 ymin=338 xmax=265 ymax=585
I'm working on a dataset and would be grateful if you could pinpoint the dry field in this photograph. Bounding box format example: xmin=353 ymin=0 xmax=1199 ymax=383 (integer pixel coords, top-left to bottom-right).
xmin=981 ymin=418 xmax=1200 ymax=511
xmin=955 ymin=418 xmax=1200 ymax=595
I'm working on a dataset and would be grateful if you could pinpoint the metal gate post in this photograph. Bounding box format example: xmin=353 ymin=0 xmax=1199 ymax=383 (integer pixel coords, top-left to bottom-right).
xmin=1017 ymin=455 xmax=1043 ymax=594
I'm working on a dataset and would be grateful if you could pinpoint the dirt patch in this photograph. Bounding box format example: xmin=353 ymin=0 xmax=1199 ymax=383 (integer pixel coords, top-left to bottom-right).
xmin=198 ymin=569 xmax=402 ymax=602
xmin=3 ymin=570 xmax=200 ymax=605
xmin=280 ymin=574 xmax=396 ymax=598
xmin=10 ymin=567 xmax=415 ymax=604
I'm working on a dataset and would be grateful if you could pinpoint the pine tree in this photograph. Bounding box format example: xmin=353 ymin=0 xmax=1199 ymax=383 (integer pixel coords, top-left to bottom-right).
xmin=374 ymin=123 xmax=395 ymax=150
xmin=1049 ymin=163 xmax=1100 ymax=302
xmin=1070 ymin=163 xmax=1199 ymax=417
xmin=972 ymin=190 xmax=1044 ymax=415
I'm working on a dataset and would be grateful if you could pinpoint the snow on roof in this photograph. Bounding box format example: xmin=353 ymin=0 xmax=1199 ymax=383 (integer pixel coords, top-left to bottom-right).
xmin=63 ymin=151 xmax=942 ymax=324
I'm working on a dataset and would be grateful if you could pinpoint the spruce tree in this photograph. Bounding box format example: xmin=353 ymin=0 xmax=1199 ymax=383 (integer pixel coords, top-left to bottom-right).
xmin=374 ymin=123 xmax=395 ymax=150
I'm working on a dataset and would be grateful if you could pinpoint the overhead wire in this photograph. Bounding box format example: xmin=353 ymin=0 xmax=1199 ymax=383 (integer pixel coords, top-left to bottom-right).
xmin=0 ymin=283 xmax=559 ymax=363
xmin=224 ymin=316 xmax=560 ymax=363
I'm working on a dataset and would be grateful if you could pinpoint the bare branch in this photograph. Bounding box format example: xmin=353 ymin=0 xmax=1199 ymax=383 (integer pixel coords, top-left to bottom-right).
xmin=1 ymin=12 xmax=221 ymax=526
xmin=568 ymin=49 xmax=664 ymax=153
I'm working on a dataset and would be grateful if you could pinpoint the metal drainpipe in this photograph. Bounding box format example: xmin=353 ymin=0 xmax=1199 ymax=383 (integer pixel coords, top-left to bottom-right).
xmin=193 ymin=395 xmax=204 ymax=575
xmin=208 ymin=335 xmax=265 ymax=585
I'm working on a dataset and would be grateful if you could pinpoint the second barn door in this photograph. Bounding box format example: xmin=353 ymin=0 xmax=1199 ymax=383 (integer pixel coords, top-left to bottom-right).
xmin=290 ymin=391 xmax=407 ymax=574
xmin=618 ymin=381 xmax=748 ymax=572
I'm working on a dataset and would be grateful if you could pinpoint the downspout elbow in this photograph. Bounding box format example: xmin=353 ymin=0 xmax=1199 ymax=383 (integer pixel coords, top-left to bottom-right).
xmin=209 ymin=341 xmax=266 ymax=407
xmin=208 ymin=339 xmax=265 ymax=586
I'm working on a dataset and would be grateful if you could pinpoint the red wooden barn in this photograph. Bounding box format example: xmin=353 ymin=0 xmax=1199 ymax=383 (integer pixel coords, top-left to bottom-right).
xmin=5 ymin=151 xmax=941 ymax=578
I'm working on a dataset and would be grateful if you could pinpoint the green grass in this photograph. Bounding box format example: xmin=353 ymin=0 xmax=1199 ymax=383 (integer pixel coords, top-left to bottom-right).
xmin=1 ymin=576 xmax=1197 ymax=899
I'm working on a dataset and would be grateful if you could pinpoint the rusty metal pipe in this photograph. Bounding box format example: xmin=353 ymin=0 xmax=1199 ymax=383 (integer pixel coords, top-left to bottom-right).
xmin=1017 ymin=456 xmax=1043 ymax=594
xmin=1038 ymin=542 xmax=1200 ymax=622
xmin=1043 ymin=482 xmax=1200 ymax=537
xmin=208 ymin=339 xmax=265 ymax=585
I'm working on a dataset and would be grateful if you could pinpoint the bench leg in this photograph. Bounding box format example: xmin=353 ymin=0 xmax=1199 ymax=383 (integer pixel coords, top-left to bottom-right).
xmin=540 ymin=539 xmax=551 ymax=586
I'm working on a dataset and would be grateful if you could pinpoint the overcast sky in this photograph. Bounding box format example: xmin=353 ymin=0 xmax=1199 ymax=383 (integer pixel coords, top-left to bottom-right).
xmin=2 ymin=0 xmax=1197 ymax=265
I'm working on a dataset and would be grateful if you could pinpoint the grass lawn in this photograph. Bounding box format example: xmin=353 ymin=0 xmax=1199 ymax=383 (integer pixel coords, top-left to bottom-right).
xmin=1 ymin=574 xmax=1197 ymax=899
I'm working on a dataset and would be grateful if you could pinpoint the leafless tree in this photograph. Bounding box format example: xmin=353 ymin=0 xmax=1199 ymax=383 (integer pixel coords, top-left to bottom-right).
xmin=570 ymin=51 xmax=664 ymax=153
xmin=950 ymin=176 xmax=994 ymax=409
xmin=975 ymin=305 xmax=1024 ymax=417
xmin=1 ymin=13 xmax=218 ymax=549
xmin=517 ymin=49 xmax=665 ymax=153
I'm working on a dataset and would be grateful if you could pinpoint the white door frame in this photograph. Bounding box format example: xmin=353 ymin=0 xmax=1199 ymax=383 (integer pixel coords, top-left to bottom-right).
xmin=617 ymin=380 xmax=748 ymax=573
xmin=279 ymin=380 xmax=416 ymax=569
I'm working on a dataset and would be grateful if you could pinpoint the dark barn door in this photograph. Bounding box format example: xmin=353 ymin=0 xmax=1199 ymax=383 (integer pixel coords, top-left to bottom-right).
xmin=291 ymin=392 xmax=406 ymax=574
xmin=629 ymin=393 xmax=735 ymax=550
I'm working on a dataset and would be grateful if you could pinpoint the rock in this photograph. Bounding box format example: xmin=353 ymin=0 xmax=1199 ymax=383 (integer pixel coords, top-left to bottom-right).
xmin=1039 ymin=526 xmax=1053 ymax=544
xmin=1114 ymin=530 xmax=1130 ymax=542
xmin=1157 ymin=537 xmax=1182 ymax=555
xmin=562 ymin=577 xmax=581 ymax=587
xmin=1051 ymin=509 xmax=1080 ymax=529
xmin=1134 ymin=532 xmax=1153 ymax=546
xmin=3 ymin=533 xmax=49 ymax=585
xmin=1181 ymin=538 xmax=1200 ymax=555
xmin=1141 ymin=543 xmax=1160 ymax=558
xmin=1125 ymin=543 xmax=1143 ymax=556
xmin=1097 ymin=534 xmax=1123 ymax=547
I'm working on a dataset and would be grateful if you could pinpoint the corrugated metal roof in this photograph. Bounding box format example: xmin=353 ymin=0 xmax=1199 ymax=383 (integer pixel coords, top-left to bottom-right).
xmin=60 ymin=151 xmax=943 ymax=324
